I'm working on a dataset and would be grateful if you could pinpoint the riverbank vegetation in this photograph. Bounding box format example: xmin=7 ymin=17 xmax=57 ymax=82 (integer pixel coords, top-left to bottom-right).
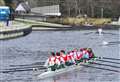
xmin=46 ymin=17 xmax=111 ymax=26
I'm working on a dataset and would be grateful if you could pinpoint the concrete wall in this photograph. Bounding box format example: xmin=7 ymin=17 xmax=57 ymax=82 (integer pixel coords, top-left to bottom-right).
xmin=0 ymin=25 xmax=32 ymax=40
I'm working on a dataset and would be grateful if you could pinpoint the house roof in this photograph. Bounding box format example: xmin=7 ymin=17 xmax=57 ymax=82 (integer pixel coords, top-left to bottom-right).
xmin=15 ymin=2 xmax=31 ymax=12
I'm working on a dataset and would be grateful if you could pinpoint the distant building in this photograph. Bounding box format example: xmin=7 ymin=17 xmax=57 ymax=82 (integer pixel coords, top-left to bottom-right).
xmin=15 ymin=2 xmax=31 ymax=14
xmin=31 ymin=5 xmax=61 ymax=16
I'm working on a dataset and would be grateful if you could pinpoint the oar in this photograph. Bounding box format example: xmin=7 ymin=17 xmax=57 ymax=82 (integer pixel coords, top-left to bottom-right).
xmin=5 ymin=65 xmax=46 ymax=70
xmin=9 ymin=62 xmax=45 ymax=67
xmin=1 ymin=68 xmax=34 ymax=73
xmin=97 ymin=56 xmax=120 ymax=61
xmin=89 ymin=62 xmax=120 ymax=68
xmin=1 ymin=65 xmax=47 ymax=73
xmin=1 ymin=67 xmax=47 ymax=73
xmin=0 ymin=67 xmax=46 ymax=73
xmin=9 ymin=64 xmax=44 ymax=68
xmin=96 ymin=59 xmax=120 ymax=64
xmin=81 ymin=64 xmax=120 ymax=72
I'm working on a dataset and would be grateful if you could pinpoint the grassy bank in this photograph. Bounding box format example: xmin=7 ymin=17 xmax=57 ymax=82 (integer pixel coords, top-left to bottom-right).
xmin=46 ymin=17 xmax=111 ymax=26
xmin=15 ymin=18 xmax=70 ymax=28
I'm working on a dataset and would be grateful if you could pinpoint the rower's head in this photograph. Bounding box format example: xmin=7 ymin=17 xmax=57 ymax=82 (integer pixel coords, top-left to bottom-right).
xmin=71 ymin=51 xmax=74 ymax=53
xmin=51 ymin=52 xmax=55 ymax=56
xmin=73 ymin=48 xmax=78 ymax=52
xmin=89 ymin=48 xmax=93 ymax=53
xmin=83 ymin=48 xmax=87 ymax=50
xmin=60 ymin=50 xmax=65 ymax=54
xmin=80 ymin=48 xmax=84 ymax=51
xmin=87 ymin=48 xmax=92 ymax=51
xmin=67 ymin=51 xmax=70 ymax=54
xmin=56 ymin=52 xmax=60 ymax=56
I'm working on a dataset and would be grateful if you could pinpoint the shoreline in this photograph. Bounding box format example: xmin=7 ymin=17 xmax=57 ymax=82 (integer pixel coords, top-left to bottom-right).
xmin=0 ymin=19 xmax=119 ymax=40
xmin=0 ymin=21 xmax=32 ymax=40
xmin=16 ymin=18 xmax=120 ymax=31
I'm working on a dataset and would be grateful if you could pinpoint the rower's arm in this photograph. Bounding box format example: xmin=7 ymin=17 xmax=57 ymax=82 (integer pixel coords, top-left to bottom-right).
xmin=44 ymin=58 xmax=49 ymax=67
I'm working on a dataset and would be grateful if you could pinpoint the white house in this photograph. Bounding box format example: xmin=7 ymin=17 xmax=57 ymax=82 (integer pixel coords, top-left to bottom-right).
xmin=15 ymin=2 xmax=31 ymax=14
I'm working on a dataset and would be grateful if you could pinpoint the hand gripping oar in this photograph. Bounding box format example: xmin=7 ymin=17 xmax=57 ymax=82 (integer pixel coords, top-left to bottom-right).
xmin=96 ymin=56 xmax=120 ymax=61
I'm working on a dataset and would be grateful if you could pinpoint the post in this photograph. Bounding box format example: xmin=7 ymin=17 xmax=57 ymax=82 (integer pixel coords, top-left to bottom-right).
xmin=101 ymin=8 xmax=104 ymax=18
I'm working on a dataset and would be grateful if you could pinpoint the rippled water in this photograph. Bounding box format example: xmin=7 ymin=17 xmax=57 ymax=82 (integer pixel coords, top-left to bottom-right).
xmin=0 ymin=29 xmax=120 ymax=82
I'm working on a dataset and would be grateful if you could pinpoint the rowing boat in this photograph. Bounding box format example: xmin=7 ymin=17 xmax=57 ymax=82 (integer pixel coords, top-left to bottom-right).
xmin=37 ymin=61 xmax=92 ymax=79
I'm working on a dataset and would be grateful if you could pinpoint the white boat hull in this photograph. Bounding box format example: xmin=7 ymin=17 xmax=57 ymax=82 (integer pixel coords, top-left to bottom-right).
xmin=37 ymin=63 xmax=89 ymax=79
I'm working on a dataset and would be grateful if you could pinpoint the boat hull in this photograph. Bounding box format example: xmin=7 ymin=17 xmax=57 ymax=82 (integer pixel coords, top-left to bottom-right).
xmin=37 ymin=62 xmax=89 ymax=79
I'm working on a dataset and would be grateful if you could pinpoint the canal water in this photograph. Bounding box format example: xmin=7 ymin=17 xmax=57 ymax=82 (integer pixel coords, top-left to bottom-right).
xmin=0 ymin=29 xmax=120 ymax=82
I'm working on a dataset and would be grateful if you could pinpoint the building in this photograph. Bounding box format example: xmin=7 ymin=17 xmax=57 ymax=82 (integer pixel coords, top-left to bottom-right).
xmin=31 ymin=5 xmax=61 ymax=16
xmin=15 ymin=2 xmax=31 ymax=14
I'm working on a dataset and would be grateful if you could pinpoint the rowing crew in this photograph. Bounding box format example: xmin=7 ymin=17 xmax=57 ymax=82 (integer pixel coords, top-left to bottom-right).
xmin=44 ymin=48 xmax=96 ymax=71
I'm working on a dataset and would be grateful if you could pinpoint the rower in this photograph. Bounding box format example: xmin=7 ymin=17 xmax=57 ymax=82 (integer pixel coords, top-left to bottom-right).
xmin=66 ymin=51 xmax=76 ymax=66
xmin=72 ymin=49 xmax=78 ymax=64
xmin=75 ymin=50 xmax=83 ymax=64
xmin=60 ymin=50 xmax=72 ymax=66
xmin=86 ymin=48 xmax=96 ymax=60
xmin=81 ymin=48 xmax=90 ymax=63
xmin=60 ymin=50 xmax=67 ymax=63
xmin=55 ymin=52 xmax=65 ymax=69
xmin=44 ymin=52 xmax=56 ymax=71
